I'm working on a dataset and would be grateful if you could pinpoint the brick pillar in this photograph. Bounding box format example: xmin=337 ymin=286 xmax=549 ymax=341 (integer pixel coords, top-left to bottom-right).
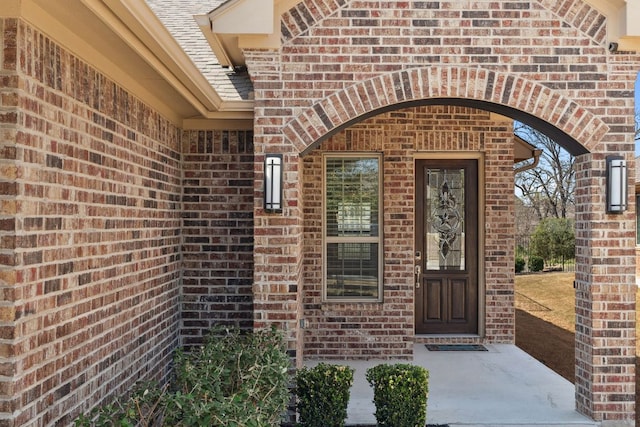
xmin=484 ymin=129 xmax=516 ymax=343
xmin=246 ymin=50 xmax=304 ymax=364
xmin=574 ymin=153 xmax=636 ymax=425
xmin=0 ymin=16 xmax=20 ymax=427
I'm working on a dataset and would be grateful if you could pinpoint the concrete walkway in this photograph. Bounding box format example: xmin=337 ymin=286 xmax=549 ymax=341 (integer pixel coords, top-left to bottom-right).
xmin=306 ymin=344 xmax=599 ymax=427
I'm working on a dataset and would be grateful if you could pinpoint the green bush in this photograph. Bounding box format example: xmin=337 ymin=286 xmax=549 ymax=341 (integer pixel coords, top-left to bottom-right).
xmin=167 ymin=327 xmax=292 ymax=426
xmin=295 ymin=363 xmax=354 ymax=427
xmin=529 ymin=255 xmax=544 ymax=272
xmin=75 ymin=326 xmax=292 ymax=427
xmin=515 ymin=257 xmax=526 ymax=273
xmin=74 ymin=382 xmax=166 ymax=427
xmin=365 ymin=363 xmax=429 ymax=427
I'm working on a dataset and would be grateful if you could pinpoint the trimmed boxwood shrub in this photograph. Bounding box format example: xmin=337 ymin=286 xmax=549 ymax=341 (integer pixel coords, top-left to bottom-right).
xmin=366 ymin=363 xmax=429 ymax=427
xmin=515 ymin=257 xmax=526 ymax=273
xmin=529 ymin=255 xmax=544 ymax=272
xmin=295 ymin=363 xmax=354 ymax=427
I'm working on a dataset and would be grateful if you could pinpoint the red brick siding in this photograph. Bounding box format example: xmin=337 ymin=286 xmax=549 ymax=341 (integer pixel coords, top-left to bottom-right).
xmin=636 ymin=247 xmax=640 ymax=284
xmin=574 ymin=154 xmax=637 ymax=421
xmin=301 ymin=105 xmax=515 ymax=359
xmin=180 ymin=129 xmax=255 ymax=346
xmin=245 ymin=50 xmax=306 ymax=361
xmin=0 ymin=18 xmax=20 ymax=426
xmin=246 ymin=0 xmax=639 ymax=420
xmin=0 ymin=19 xmax=182 ymax=426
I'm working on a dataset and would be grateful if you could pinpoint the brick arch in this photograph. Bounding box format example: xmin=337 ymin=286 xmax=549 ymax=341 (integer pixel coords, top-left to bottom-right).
xmin=283 ymin=66 xmax=608 ymax=156
xmin=281 ymin=0 xmax=607 ymax=46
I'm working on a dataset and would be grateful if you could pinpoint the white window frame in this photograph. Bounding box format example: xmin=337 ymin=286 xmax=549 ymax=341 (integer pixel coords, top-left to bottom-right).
xmin=323 ymin=153 xmax=383 ymax=302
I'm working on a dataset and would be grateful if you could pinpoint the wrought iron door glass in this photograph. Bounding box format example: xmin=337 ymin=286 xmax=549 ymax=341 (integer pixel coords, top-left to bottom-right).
xmin=425 ymin=168 xmax=465 ymax=271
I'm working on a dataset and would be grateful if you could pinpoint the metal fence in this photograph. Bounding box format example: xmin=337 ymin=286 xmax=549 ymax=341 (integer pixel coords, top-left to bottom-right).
xmin=515 ymin=236 xmax=575 ymax=273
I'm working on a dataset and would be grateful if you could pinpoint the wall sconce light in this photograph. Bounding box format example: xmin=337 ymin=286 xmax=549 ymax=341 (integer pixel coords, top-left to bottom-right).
xmin=606 ymin=155 xmax=627 ymax=214
xmin=264 ymin=154 xmax=283 ymax=212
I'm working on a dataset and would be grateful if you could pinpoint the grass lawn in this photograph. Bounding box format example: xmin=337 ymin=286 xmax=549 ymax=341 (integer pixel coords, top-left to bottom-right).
xmin=515 ymin=272 xmax=639 ymax=423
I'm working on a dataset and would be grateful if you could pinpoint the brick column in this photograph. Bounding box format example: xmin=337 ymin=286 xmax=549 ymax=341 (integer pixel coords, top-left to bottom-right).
xmin=246 ymin=50 xmax=304 ymax=364
xmin=574 ymin=153 xmax=636 ymax=425
xmin=484 ymin=129 xmax=516 ymax=343
xmin=0 ymin=16 xmax=20 ymax=427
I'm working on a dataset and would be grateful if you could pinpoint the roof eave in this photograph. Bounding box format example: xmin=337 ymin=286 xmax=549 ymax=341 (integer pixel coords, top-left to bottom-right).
xmin=203 ymin=0 xmax=300 ymax=68
xmin=92 ymin=0 xmax=255 ymax=118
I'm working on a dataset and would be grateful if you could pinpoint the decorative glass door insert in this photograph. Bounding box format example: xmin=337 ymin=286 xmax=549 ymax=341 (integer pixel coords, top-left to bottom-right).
xmin=425 ymin=168 xmax=466 ymax=271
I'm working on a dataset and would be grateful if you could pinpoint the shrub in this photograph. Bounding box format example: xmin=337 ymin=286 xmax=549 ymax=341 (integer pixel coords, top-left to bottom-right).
xmin=529 ymin=255 xmax=544 ymax=272
xmin=295 ymin=363 xmax=354 ymax=427
xmin=515 ymin=257 xmax=526 ymax=273
xmin=365 ymin=363 xmax=429 ymax=427
xmin=167 ymin=326 xmax=292 ymax=426
xmin=74 ymin=382 xmax=166 ymax=427
xmin=530 ymin=217 xmax=575 ymax=263
xmin=75 ymin=326 xmax=292 ymax=427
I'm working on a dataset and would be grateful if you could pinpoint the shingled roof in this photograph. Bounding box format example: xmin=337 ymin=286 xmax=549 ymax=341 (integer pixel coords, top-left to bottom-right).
xmin=145 ymin=0 xmax=253 ymax=101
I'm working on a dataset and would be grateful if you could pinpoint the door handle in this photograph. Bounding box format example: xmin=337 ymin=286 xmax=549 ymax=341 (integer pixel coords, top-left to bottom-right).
xmin=415 ymin=264 xmax=422 ymax=289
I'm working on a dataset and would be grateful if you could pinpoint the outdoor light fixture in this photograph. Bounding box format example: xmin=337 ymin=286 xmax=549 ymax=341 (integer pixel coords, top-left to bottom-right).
xmin=606 ymin=155 xmax=627 ymax=214
xmin=264 ymin=154 xmax=283 ymax=212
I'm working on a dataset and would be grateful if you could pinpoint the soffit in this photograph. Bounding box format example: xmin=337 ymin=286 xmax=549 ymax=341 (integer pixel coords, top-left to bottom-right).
xmin=202 ymin=0 xmax=299 ymax=68
xmin=514 ymin=136 xmax=540 ymax=164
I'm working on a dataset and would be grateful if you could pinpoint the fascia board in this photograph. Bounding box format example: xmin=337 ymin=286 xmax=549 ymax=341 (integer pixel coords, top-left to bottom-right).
xmin=194 ymin=14 xmax=233 ymax=68
xmin=97 ymin=0 xmax=227 ymax=113
xmin=201 ymin=102 xmax=255 ymax=120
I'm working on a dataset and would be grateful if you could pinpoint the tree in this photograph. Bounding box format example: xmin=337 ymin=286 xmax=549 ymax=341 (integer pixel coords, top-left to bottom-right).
xmin=514 ymin=124 xmax=575 ymax=219
xmin=530 ymin=218 xmax=575 ymax=268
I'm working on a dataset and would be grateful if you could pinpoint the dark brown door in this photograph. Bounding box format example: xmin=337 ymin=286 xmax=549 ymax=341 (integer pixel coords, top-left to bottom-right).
xmin=415 ymin=159 xmax=478 ymax=334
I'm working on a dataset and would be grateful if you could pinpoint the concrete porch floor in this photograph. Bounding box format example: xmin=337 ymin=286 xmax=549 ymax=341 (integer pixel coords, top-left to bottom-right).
xmin=306 ymin=344 xmax=599 ymax=427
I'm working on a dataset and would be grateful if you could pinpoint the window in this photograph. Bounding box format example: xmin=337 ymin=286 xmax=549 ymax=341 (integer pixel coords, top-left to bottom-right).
xmin=324 ymin=155 xmax=382 ymax=301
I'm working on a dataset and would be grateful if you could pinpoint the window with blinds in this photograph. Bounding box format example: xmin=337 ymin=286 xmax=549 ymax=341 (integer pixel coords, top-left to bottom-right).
xmin=324 ymin=155 xmax=382 ymax=301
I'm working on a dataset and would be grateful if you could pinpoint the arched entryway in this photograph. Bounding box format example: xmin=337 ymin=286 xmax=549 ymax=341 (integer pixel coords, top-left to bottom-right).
xmin=284 ymin=67 xmax=606 ymax=155
xmin=264 ymin=66 xmax=635 ymax=422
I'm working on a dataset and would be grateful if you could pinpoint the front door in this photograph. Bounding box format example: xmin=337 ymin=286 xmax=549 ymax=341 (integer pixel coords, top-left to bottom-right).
xmin=415 ymin=159 xmax=478 ymax=334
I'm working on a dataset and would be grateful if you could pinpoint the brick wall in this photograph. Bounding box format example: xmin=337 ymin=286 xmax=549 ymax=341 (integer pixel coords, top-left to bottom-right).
xmin=301 ymin=105 xmax=515 ymax=358
xmin=180 ymin=129 xmax=255 ymax=346
xmin=0 ymin=17 xmax=20 ymax=425
xmin=246 ymin=0 xmax=639 ymax=421
xmin=245 ymin=50 xmax=306 ymax=362
xmin=574 ymin=153 xmax=637 ymax=422
xmin=0 ymin=19 xmax=182 ymax=426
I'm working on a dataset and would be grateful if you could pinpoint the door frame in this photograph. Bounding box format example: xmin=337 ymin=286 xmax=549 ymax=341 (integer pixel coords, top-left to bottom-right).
xmin=414 ymin=152 xmax=485 ymax=337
